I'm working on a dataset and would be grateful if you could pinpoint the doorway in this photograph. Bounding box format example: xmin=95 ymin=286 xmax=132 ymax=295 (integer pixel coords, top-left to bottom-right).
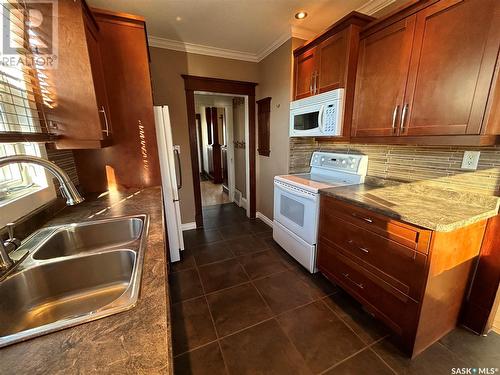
xmin=182 ymin=75 xmax=257 ymax=228
xmin=195 ymin=94 xmax=243 ymax=208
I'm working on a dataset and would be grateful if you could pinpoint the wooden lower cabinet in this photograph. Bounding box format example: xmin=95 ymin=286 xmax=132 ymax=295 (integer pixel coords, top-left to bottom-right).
xmin=317 ymin=194 xmax=487 ymax=358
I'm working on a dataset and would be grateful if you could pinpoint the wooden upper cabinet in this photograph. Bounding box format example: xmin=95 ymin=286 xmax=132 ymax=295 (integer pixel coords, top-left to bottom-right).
xmin=292 ymin=12 xmax=374 ymax=137
xmin=47 ymin=0 xmax=111 ymax=149
xmin=351 ymin=0 xmax=500 ymax=145
xmin=403 ymin=0 xmax=499 ymax=136
xmin=315 ymin=31 xmax=348 ymax=94
xmin=352 ymin=17 xmax=416 ymax=137
xmin=83 ymin=10 xmax=112 ymax=140
xmin=294 ymin=49 xmax=316 ymax=100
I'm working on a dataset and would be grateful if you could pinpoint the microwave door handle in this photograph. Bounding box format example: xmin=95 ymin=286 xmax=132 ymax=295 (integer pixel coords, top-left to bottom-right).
xmin=318 ymin=106 xmax=325 ymax=133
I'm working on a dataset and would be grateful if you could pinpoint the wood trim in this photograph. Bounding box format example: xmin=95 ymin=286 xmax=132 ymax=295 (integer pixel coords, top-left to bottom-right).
xmin=182 ymin=75 xmax=257 ymax=227
xmin=211 ymin=107 xmax=223 ymax=183
xmin=0 ymin=132 xmax=58 ymax=143
xmin=256 ymin=97 xmax=271 ymax=157
xmin=248 ymin=95 xmax=256 ymax=218
xmin=90 ymin=7 xmax=146 ymax=23
xmin=185 ymin=89 xmax=204 ymax=227
xmin=343 ymin=134 xmax=500 ymax=146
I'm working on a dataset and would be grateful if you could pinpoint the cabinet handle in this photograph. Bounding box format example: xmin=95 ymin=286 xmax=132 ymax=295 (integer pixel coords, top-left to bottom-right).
xmin=309 ymin=75 xmax=313 ymax=94
xmin=400 ymin=104 xmax=408 ymax=134
xmin=351 ymin=212 xmax=373 ymax=223
xmin=313 ymin=71 xmax=318 ymax=94
xmin=174 ymin=147 xmax=182 ymax=190
xmin=347 ymin=240 xmax=369 ymax=254
xmin=342 ymin=273 xmax=364 ymax=289
xmin=99 ymin=106 xmax=110 ymax=136
xmin=391 ymin=105 xmax=399 ymax=133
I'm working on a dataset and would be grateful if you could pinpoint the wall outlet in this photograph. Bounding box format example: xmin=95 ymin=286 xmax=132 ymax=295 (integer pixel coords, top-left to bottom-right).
xmin=461 ymin=151 xmax=480 ymax=170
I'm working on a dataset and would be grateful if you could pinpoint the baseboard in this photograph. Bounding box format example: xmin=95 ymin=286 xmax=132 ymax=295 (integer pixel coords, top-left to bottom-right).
xmin=241 ymin=197 xmax=247 ymax=209
xmin=181 ymin=222 xmax=196 ymax=231
xmin=256 ymin=211 xmax=273 ymax=228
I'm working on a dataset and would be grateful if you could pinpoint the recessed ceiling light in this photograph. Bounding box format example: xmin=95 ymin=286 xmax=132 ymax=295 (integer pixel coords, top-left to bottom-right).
xmin=295 ymin=11 xmax=307 ymax=20
xmin=175 ymin=16 xmax=182 ymax=21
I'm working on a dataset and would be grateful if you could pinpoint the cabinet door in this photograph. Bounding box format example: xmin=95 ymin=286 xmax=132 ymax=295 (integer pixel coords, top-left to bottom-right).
xmin=84 ymin=14 xmax=112 ymax=138
xmin=294 ymin=48 xmax=316 ymax=100
xmin=402 ymin=0 xmax=499 ymax=136
xmin=316 ymin=30 xmax=347 ymax=94
xmin=351 ymin=17 xmax=416 ymax=137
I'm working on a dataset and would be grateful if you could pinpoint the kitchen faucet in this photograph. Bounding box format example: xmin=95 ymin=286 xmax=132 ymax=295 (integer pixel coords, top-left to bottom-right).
xmin=0 ymin=155 xmax=84 ymax=272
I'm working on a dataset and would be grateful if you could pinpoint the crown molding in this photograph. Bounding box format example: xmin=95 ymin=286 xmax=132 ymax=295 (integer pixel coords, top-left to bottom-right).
xmin=291 ymin=26 xmax=316 ymax=41
xmin=356 ymin=0 xmax=396 ymax=15
xmin=148 ymin=0 xmax=394 ymax=63
xmin=148 ymin=36 xmax=259 ymax=62
xmin=255 ymin=30 xmax=291 ymax=62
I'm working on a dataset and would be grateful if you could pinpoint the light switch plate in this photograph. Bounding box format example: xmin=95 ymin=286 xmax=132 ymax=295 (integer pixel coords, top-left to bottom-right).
xmin=461 ymin=151 xmax=480 ymax=170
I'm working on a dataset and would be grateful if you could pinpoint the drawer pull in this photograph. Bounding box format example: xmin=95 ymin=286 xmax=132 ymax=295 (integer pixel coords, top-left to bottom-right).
xmin=351 ymin=213 xmax=373 ymax=223
xmin=347 ymin=240 xmax=369 ymax=254
xmin=342 ymin=273 xmax=365 ymax=289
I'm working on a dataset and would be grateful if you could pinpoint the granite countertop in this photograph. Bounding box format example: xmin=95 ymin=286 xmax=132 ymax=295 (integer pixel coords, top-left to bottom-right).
xmin=0 ymin=187 xmax=173 ymax=374
xmin=320 ymin=178 xmax=500 ymax=232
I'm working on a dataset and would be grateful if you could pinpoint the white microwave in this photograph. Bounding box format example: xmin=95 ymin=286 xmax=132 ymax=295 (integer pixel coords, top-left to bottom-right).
xmin=289 ymin=89 xmax=344 ymax=137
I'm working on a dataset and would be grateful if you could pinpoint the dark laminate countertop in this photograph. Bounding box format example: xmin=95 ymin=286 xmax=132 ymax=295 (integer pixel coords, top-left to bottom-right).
xmin=0 ymin=187 xmax=173 ymax=374
xmin=320 ymin=178 xmax=500 ymax=232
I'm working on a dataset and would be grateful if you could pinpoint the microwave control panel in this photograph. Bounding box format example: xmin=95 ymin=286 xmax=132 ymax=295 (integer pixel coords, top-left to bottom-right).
xmin=323 ymin=104 xmax=338 ymax=133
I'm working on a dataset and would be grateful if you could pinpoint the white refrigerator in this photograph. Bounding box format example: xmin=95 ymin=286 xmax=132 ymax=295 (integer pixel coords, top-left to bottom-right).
xmin=154 ymin=105 xmax=184 ymax=262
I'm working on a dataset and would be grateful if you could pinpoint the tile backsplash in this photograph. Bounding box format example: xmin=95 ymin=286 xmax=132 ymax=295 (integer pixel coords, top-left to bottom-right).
xmin=47 ymin=149 xmax=80 ymax=188
xmin=289 ymin=138 xmax=500 ymax=196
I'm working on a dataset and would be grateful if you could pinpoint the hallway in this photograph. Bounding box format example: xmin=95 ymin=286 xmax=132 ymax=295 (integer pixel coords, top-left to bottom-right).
xmin=170 ymin=204 xmax=500 ymax=375
xmin=200 ymin=180 xmax=231 ymax=207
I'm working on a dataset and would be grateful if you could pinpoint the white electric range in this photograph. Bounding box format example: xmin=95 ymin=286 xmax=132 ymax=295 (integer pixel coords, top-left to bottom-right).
xmin=273 ymin=152 xmax=368 ymax=273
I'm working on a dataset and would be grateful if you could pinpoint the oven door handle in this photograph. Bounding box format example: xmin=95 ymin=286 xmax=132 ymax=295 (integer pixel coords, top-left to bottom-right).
xmin=274 ymin=181 xmax=317 ymax=201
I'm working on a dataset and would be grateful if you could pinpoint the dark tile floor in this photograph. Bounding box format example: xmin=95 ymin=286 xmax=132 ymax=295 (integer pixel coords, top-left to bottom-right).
xmin=170 ymin=203 xmax=500 ymax=375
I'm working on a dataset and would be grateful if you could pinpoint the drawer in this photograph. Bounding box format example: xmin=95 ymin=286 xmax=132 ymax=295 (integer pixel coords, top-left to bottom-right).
xmin=320 ymin=195 xmax=431 ymax=253
xmin=317 ymin=240 xmax=419 ymax=336
xmin=320 ymin=216 xmax=428 ymax=301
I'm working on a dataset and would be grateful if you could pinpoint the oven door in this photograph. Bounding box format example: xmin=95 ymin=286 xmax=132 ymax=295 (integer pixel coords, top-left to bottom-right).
xmin=289 ymin=104 xmax=324 ymax=137
xmin=273 ymin=180 xmax=319 ymax=244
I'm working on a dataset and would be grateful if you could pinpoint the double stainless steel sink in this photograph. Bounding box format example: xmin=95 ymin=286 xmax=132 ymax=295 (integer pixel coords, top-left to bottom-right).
xmin=0 ymin=215 xmax=149 ymax=348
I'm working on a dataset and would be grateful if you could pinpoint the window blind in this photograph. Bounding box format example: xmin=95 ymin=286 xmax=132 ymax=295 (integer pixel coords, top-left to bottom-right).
xmin=0 ymin=0 xmax=55 ymax=143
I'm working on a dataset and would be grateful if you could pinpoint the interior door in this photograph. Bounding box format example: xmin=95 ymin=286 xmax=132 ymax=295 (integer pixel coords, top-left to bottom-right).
xmin=316 ymin=30 xmax=347 ymax=94
xmin=351 ymin=16 xmax=416 ymax=137
xmin=402 ymin=0 xmax=499 ymax=136
xmin=294 ymin=48 xmax=317 ymax=100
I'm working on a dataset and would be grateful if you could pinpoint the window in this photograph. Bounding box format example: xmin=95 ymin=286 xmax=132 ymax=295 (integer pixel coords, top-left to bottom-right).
xmin=0 ymin=142 xmax=50 ymax=202
xmin=0 ymin=141 xmax=56 ymax=227
xmin=0 ymin=1 xmax=56 ymax=226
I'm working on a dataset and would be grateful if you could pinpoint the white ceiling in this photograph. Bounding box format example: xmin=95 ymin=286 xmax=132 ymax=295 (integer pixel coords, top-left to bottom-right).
xmin=87 ymin=0 xmax=396 ymax=62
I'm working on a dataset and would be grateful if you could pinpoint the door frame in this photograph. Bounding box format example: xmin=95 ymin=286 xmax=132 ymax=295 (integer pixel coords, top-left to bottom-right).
xmin=182 ymin=75 xmax=257 ymax=227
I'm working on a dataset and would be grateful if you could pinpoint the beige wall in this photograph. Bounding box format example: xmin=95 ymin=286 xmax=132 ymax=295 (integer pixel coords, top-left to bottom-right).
xmin=149 ymin=47 xmax=258 ymax=224
xmin=255 ymin=38 xmax=305 ymax=220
